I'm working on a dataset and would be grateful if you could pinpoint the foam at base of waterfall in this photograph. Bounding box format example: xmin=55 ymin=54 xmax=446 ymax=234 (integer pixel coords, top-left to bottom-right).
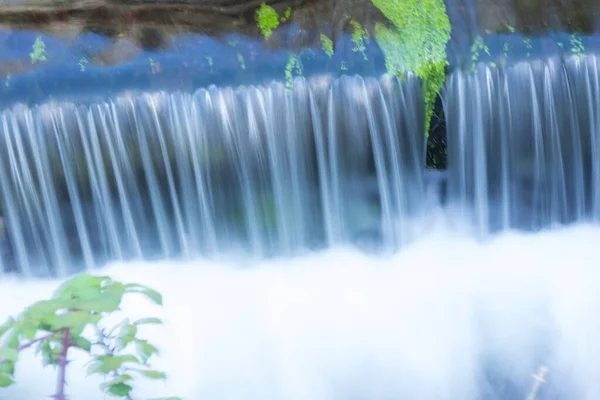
xmin=1 ymin=223 xmax=600 ymax=400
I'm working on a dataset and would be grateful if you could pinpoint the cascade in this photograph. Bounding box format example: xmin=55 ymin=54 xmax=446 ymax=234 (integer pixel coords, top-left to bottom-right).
xmin=0 ymin=74 xmax=426 ymax=276
xmin=445 ymin=55 xmax=600 ymax=235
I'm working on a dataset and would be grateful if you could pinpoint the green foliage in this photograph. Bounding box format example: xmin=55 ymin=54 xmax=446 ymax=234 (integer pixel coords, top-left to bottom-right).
xmin=349 ymin=20 xmax=369 ymax=60
xmin=285 ymin=54 xmax=304 ymax=91
xmin=320 ymin=34 xmax=334 ymax=58
xmin=470 ymin=35 xmax=490 ymax=72
xmin=237 ymin=53 xmax=246 ymax=70
xmin=372 ymin=0 xmax=451 ymax=135
xmin=30 ymin=36 xmax=47 ymax=64
xmin=281 ymin=8 xmax=292 ymax=22
xmin=0 ymin=274 xmax=178 ymax=400
xmin=256 ymin=3 xmax=280 ymax=39
xmin=523 ymin=38 xmax=533 ymax=57
xmin=78 ymin=57 xmax=89 ymax=72
xmin=340 ymin=61 xmax=348 ymax=71
xmin=570 ymin=34 xmax=586 ymax=60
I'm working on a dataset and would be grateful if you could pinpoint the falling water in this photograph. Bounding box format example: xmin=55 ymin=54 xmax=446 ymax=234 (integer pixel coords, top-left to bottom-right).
xmin=445 ymin=54 xmax=600 ymax=235
xmin=0 ymin=74 xmax=426 ymax=276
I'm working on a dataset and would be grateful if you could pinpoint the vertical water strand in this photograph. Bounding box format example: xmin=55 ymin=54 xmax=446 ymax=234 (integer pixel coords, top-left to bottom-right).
xmin=167 ymin=93 xmax=201 ymax=256
xmin=259 ymin=84 xmax=291 ymax=253
xmin=107 ymin=100 xmax=144 ymax=258
xmin=189 ymin=90 xmax=219 ymax=254
xmin=146 ymin=94 xmax=189 ymax=257
xmin=52 ymin=107 xmax=94 ymax=269
xmin=0 ymin=113 xmax=32 ymax=274
xmin=393 ymin=74 xmax=424 ymax=213
xmin=24 ymin=107 xmax=70 ymax=274
xmin=130 ymin=97 xmax=172 ymax=258
xmin=85 ymin=106 xmax=123 ymax=260
xmin=499 ymin=75 xmax=512 ymax=230
xmin=590 ymin=56 xmax=600 ymax=220
xmin=454 ymin=72 xmax=470 ymax=221
xmin=527 ymin=64 xmax=546 ymax=228
xmin=361 ymin=77 xmax=395 ymax=248
xmin=98 ymin=102 xmax=143 ymax=259
xmin=473 ymin=67 xmax=489 ymax=235
xmin=560 ymin=60 xmax=585 ymax=222
xmin=327 ymin=81 xmax=343 ymax=243
xmin=542 ymin=63 xmax=568 ymax=224
xmin=6 ymin=110 xmax=50 ymax=272
xmin=242 ymin=86 xmax=271 ymax=251
xmin=286 ymin=80 xmax=308 ymax=249
xmin=308 ymin=84 xmax=334 ymax=246
xmin=215 ymin=87 xmax=263 ymax=256
xmin=375 ymin=76 xmax=406 ymax=245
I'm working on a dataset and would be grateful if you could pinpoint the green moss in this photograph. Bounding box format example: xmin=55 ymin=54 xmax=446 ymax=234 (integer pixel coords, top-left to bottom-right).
xmin=237 ymin=53 xmax=246 ymax=70
xmin=30 ymin=36 xmax=47 ymax=64
xmin=320 ymin=34 xmax=334 ymax=58
xmin=349 ymin=20 xmax=369 ymax=60
xmin=78 ymin=57 xmax=88 ymax=72
xmin=570 ymin=34 xmax=586 ymax=60
xmin=285 ymin=54 xmax=303 ymax=91
xmin=470 ymin=35 xmax=490 ymax=72
xmin=281 ymin=8 xmax=292 ymax=22
xmin=256 ymin=3 xmax=280 ymax=39
xmin=372 ymin=0 xmax=451 ymax=135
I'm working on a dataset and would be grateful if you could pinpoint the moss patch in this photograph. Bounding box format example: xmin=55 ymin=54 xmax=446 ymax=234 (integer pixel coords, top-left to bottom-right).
xmin=256 ymin=3 xmax=280 ymax=39
xmin=372 ymin=0 xmax=451 ymax=135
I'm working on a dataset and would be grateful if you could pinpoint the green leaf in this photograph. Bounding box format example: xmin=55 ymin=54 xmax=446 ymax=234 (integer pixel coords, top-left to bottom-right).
xmin=99 ymin=373 xmax=133 ymax=390
xmin=53 ymin=274 xmax=109 ymax=300
xmin=23 ymin=299 xmax=67 ymax=320
xmin=51 ymin=311 xmax=99 ymax=335
xmin=148 ymin=397 xmax=183 ymax=400
xmin=132 ymin=368 xmax=166 ymax=380
xmin=41 ymin=341 xmax=56 ymax=366
xmin=116 ymin=324 xmax=137 ymax=350
xmin=74 ymin=297 xmax=121 ymax=313
xmin=88 ymin=355 xmax=139 ymax=375
xmin=0 ymin=347 xmax=18 ymax=362
xmin=0 ymin=318 xmax=15 ymax=338
xmin=124 ymin=284 xmax=163 ymax=305
xmin=71 ymin=335 xmax=92 ymax=352
xmin=107 ymin=382 xmax=133 ymax=397
xmin=133 ymin=317 xmax=163 ymax=326
xmin=135 ymin=340 xmax=159 ymax=364
xmin=20 ymin=322 xmax=38 ymax=340
xmin=0 ymin=373 xmax=14 ymax=387
xmin=0 ymin=360 xmax=15 ymax=375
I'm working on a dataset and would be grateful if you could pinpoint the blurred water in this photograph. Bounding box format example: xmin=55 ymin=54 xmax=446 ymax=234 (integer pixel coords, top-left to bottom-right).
xmin=1 ymin=218 xmax=600 ymax=400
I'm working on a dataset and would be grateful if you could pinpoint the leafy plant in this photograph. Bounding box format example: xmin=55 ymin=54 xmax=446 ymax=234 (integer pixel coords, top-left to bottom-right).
xmin=285 ymin=54 xmax=303 ymax=90
xmin=470 ymin=35 xmax=490 ymax=72
xmin=237 ymin=53 xmax=246 ymax=70
xmin=0 ymin=274 xmax=178 ymax=400
xmin=372 ymin=0 xmax=451 ymax=135
xmin=349 ymin=20 xmax=369 ymax=60
xmin=256 ymin=3 xmax=280 ymax=39
xmin=320 ymin=34 xmax=334 ymax=58
xmin=281 ymin=8 xmax=292 ymax=22
xmin=570 ymin=34 xmax=586 ymax=60
xmin=78 ymin=57 xmax=89 ymax=72
xmin=30 ymin=36 xmax=47 ymax=64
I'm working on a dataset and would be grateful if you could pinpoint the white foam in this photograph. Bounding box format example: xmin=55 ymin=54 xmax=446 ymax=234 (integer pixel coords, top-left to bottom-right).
xmin=1 ymin=224 xmax=600 ymax=399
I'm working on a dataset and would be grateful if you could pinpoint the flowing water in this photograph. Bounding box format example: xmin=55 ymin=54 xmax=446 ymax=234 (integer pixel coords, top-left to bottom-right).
xmin=0 ymin=74 xmax=425 ymax=276
xmin=1 ymin=50 xmax=600 ymax=399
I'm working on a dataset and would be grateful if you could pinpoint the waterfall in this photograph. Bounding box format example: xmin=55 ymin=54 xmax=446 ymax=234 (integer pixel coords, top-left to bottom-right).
xmin=445 ymin=55 xmax=600 ymax=235
xmin=0 ymin=74 xmax=426 ymax=276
